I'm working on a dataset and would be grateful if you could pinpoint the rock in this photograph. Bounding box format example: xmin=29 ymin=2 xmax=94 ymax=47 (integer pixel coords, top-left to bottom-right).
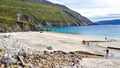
xmin=18 ymin=51 xmax=26 ymax=56
xmin=46 ymin=46 xmax=53 ymax=50
xmin=3 ymin=35 xmax=11 ymax=38
xmin=43 ymin=50 xmax=49 ymax=55
xmin=2 ymin=57 xmax=17 ymax=64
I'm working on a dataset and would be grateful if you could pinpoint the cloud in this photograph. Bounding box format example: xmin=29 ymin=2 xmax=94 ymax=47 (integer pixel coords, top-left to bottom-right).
xmin=74 ymin=8 xmax=120 ymax=17
xmin=90 ymin=14 xmax=120 ymax=22
xmin=48 ymin=0 xmax=108 ymax=8
xmin=48 ymin=0 xmax=59 ymax=3
xmin=48 ymin=0 xmax=120 ymax=8
xmin=92 ymin=14 xmax=120 ymax=19
xmin=48 ymin=0 xmax=120 ymax=21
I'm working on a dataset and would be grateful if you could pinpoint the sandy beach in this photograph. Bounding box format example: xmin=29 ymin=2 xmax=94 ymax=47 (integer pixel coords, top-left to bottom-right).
xmin=0 ymin=31 xmax=105 ymax=53
xmin=0 ymin=31 xmax=120 ymax=68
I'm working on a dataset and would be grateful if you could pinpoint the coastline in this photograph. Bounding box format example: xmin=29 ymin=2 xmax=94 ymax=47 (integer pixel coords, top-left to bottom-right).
xmin=1 ymin=31 xmax=120 ymax=53
xmin=0 ymin=31 xmax=120 ymax=68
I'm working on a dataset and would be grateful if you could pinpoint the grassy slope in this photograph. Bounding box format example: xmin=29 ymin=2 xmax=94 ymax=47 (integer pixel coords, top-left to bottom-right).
xmin=0 ymin=0 xmax=92 ymax=32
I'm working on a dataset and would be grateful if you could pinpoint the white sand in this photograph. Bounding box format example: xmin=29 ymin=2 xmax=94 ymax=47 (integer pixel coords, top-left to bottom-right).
xmin=98 ymin=41 xmax=120 ymax=48
xmin=0 ymin=31 xmax=105 ymax=53
xmin=81 ymin=58 xmax=120 ymax=68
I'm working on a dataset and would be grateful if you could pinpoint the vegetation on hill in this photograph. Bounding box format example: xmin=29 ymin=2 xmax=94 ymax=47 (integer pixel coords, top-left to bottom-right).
xmin=0 ymin=0 xmax=92 ymax=32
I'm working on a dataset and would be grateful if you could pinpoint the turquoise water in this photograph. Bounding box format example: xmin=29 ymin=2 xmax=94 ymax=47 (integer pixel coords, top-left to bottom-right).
xmin=49 ymin=25 xmax=120 ymax=38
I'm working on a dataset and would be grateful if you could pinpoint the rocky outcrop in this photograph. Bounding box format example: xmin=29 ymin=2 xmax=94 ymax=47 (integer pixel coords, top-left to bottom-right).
xmin=0 ymin=21 xmax=35 ymax=32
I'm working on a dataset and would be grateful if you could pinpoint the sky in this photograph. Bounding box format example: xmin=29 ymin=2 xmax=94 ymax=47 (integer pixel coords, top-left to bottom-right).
xmin=48 ymin=0 xmax=120 ymax=22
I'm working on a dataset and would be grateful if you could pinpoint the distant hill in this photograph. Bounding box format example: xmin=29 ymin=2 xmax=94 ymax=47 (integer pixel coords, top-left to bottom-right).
xmin=93 ymin=19 xmax=120 ymax=25
xmin=0 ymin=0 xmax=92 ymax=32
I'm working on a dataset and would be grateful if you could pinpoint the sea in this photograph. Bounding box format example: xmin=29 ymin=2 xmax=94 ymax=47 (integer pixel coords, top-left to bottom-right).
xmin=48 ymin=25 xmax=120 ymax=39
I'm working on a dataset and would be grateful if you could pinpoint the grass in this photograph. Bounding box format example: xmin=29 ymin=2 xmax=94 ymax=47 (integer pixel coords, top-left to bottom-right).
xmin=0 ymin=0 xmax=70 ymax=22
xmin=0 ymin=0 xmax=92 ymax=31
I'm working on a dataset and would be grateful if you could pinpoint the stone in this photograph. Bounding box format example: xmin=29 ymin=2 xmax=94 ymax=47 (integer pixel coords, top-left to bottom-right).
xmin=43 ymin=50 xmax=49 ymax=55
xmin=46 ymin=46 xmax=53 ymax=50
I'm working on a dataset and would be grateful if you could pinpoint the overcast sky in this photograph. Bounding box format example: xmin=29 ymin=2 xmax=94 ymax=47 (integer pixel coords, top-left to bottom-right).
xmin=48 ymin=0 xmax=120 ymax=22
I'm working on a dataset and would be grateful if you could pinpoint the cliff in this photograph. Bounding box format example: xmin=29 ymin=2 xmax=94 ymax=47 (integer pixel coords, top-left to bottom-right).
xmin=0 ymin=0 xmax=92 ymax=32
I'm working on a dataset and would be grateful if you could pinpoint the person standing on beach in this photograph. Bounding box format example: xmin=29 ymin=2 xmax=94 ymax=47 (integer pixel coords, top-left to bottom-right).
xmin=82 ymin=40 xmax=86 ymax=44
xmin=87 ymin=42 xmax=89 ymax=46
xmin=106 ymin=48 xmax=109 ymax=58
xmin=105 ymin=37 xmax=107 ymax=40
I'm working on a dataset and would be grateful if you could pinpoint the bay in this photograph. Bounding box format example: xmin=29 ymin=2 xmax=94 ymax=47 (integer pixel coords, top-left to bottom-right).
xmin=49 ymin=25 xmax=120 ymax=39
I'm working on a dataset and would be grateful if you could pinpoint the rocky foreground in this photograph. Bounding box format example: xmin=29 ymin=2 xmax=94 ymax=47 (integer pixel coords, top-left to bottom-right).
xmin=0 ymin=50 xmax=120 ymax=68
xmin=0 ymin=50 xmax=104 ymax=68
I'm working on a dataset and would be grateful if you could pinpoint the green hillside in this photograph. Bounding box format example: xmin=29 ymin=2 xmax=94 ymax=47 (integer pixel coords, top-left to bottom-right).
xmin=0 ymin=0 xmax=92 ymax=32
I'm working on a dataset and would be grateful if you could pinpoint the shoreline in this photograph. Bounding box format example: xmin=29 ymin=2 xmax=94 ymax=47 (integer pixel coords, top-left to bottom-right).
xmin=0 ymin=31 xmax=120 ymax=68
xmin=0 ymin=31 xmax=105 ymax=53
xmin=1 ymin=31 xmax=119 ymax=40
xmin=0 ymin=31 xmax=120 ymax=56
